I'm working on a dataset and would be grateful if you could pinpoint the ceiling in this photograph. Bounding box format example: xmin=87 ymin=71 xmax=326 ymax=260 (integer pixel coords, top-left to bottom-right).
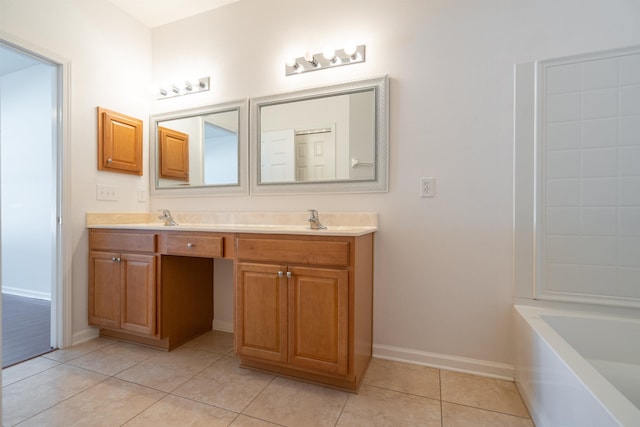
xmin=1 ymin=0 xmax=240 ymax=76
xmin=0 ymin=44 xmax=45 ymax=76
xmin=107 ymin=0 xmax=240 ymax=28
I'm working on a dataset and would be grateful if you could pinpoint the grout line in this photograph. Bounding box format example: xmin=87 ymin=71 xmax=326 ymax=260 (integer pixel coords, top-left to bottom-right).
xmin=363 ymin=382 xmax=441 ymax=402
xmin=333 ymin=388 xmax=350 ymax=426
xmin=119 ymin=390 xmax=171 ymax=426
xmin=239 ymin=374 xmax=277 ymax=414
xmin=439 ymin=369 xmax=444 ymax=427
xmin=11 ymin=368 xmax=113 ymax=426
xmin=440 ymin=400 xmax=533 ymax=420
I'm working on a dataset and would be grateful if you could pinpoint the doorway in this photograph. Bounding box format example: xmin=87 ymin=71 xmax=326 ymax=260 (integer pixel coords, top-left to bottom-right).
xmin=0 ymin=41 xmax=61 ymax=367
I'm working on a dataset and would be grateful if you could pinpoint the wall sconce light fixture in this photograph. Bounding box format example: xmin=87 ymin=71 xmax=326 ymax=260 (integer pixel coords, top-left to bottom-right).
xmin=285 ymin=44 xmax=366 ymax=76
xmin=157 ymin=76 xmax=210 ymax=99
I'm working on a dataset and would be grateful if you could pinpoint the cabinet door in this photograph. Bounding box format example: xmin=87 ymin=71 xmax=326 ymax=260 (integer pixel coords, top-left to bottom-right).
xmin=288 ymin=266 xmax=349 ymax=376
xmin=158 ymin=126 xmax=190 ymax=181
xmin=97 ymin=107 xmax=143 ymax=175
xmin=120 ymin=253 xmax=157 ymax=336
xmin=236 ymin=262 xmax=287 ymax=362
xmin=89 ymin=251 xmax=121 ymax=329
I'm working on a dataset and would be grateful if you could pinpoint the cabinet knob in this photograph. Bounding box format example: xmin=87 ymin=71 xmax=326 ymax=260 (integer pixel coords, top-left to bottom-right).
xmin=286 ymin=271 xmax=292 ymax=278
xmin=187 ymin=243 xmax=194 ymax=248
xmin=107 ymin=158 xmax=113 ymax=164
xmin=278 ymin=271 xmax=284 ymax=277
xmin=111 ymin=257 xmax=121 ymax=262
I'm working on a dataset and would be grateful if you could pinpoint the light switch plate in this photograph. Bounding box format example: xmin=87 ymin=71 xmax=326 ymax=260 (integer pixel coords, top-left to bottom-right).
xmin=420 ymin=177 xmax=436 ymax=198
xmin=96 ymin=184 xmax=119 ymax=201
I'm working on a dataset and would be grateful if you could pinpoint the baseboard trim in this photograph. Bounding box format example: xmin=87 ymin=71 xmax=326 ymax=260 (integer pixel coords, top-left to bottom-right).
xmin=373 ymin=344 xmax=514 ymax=380
xmin=71 ymin=328 xmax=99 ymax=347
xmin=212 ymin=319 xmax=233 ymax=333
xmin=2 ymin=287 xmax=51 ymax=301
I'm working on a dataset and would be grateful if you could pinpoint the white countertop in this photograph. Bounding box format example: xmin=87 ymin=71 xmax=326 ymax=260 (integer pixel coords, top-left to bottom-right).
xmin=86 ymin=212 xmax=377 ymax=237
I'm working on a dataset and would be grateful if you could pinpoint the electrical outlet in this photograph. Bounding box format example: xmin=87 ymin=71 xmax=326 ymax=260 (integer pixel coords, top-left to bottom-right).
xmin=420 ymin=177 xmax=436 ymax=198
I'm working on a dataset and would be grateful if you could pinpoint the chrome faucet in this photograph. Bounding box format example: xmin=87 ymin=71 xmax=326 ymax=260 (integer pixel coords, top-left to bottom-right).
xmin=158 ymin=209 xmax=178 ymax=226
xmin=307 ymin=209 xmax=326 ymax=230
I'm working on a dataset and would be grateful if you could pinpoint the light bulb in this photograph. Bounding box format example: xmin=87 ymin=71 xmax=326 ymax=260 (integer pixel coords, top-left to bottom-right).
xmin=323 ymin=46 xmax=337 ymax=63
xmin=147 ymin=83 xmax=159 ymax=95
xmin=304 ymin=51 xmax=319 ymax=67
xmin=344 ymin=44 xmax=358 ymax=59
xmin=285 ymin=57 xmax=299 ymax=69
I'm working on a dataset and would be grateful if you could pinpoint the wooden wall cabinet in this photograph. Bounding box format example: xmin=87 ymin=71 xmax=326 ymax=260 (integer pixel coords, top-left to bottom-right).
xmin=235 ymin=234 xmax=373 ymax=391
xmin=97 ymin=107 xmax=143 ymax=175
xmin=158 ymin=126 xmax=189 ymax=181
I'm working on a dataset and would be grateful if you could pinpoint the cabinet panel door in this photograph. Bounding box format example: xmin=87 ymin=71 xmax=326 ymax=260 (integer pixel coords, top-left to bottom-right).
xmin=98 ymin=107 xmax=143 ymax=175
xmin=158 ymin=126 xmax=189 ymax=181
xmin=120 ymin=253 xmax=157 ymax=336
xmin=89 ymin=251 xmax=121 ymax=329
xmin=236 ymin=262 xmax=287 ymax=362
xmin=288 ymin=266 xmax=348 ymax=376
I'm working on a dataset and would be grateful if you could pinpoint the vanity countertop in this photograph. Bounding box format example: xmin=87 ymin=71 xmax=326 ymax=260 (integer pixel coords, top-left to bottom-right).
xmin=86 ymin=212 xmax=377 ymax=237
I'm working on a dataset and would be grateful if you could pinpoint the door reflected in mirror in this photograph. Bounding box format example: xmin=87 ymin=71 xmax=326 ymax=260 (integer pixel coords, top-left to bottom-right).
xmin=259 ymin=90 xmax=375 ymax=184
xmin=251 ymin=75 xmax=388 ymax=194
xmin=151 ymin=99 xmax=248 ymax=195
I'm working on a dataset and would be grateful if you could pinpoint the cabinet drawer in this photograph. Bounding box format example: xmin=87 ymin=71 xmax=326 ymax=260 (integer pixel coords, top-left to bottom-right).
xmin=90 ymin=231 xmax=156 ymax=253
xmin=237 ymin=238 xmax=349 ymax=267
xmin=165 ymin=234 xmax=224 ymax=258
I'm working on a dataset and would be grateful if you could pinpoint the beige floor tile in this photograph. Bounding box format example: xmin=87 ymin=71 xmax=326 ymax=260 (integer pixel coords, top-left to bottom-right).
xmin=173 ymin=355 xmax=274 ymax=412
xmin=66 ymin=341 xmax=160 ymax=376
xmin=337 ymin=384 xmax=441 ymax=427
xmin=230 ymin=415 xmax=283 ymax=426
xmin=442 ymin=402 xmax=534 ymax=427
xmin=441 ymin=370 xmax=529 ymax=418
xmin=18 ymin=377 xmax=165 ymax=427
xmin=124 ymin=394 xmax=238 ymax=426
xmin=2 ymin=356 xmax=60 ymax=387
xmin=180 ymin=330 xmax=235 ymax=355
xmin=42 ymin=337 xmax=116 ymax=363
xmin=243 ymin=376 xmax=348 ymax=427
xmin=363 ymin=357 xmax=440 ymax=399
xmin=116 ymin=347 xmax=221 ymax=392
xmin=2 ymin=364 xmax=107 ymax=426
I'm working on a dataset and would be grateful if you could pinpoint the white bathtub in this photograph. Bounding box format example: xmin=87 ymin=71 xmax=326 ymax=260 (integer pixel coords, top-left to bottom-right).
xmin=514 ymin=303 xmax=640 ymax=427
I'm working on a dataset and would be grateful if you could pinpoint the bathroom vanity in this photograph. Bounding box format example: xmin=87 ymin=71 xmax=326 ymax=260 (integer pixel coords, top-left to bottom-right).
xmin=87 ymin=212 xmax=376 ymax=391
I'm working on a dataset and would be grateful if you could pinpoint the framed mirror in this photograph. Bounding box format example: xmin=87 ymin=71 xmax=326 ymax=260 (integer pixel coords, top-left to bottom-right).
xmin=250 ymin=75 xmax=388 ymax=194
xmin=150 ymin=99 xmax=248 ymax=196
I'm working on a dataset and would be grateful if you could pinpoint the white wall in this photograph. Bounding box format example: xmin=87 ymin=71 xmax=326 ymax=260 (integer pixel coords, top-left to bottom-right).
xmin=150 ymin=0 xmax=640 ymax=376
xmin=3 ymin=0 xmax=640 ymax=376
xmin=0 ymin=63 xmax=55 ymax=299
xmin=1 ymin=0 xmax=152 ymax=342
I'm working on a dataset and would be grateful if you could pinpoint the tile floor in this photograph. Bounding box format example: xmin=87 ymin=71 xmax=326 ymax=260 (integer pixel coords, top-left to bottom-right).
xmin=2 ymin=331 xmax=534 ymax=426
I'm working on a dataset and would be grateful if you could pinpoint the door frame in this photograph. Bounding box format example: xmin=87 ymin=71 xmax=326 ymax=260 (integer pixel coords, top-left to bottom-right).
xmin=0 ymin=32 xmax=72 ymax=349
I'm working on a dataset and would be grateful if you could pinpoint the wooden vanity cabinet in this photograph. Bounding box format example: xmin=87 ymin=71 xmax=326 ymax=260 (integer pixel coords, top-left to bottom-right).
xmin=89 ymin=231 xmax=157 ymax=337
xmin=235 ymin=233 xmax=373 ymax=391
xmin=89 ymin=229 xmax=217 ymax=350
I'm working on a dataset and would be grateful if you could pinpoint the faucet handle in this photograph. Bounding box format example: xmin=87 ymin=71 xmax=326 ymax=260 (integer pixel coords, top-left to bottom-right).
xmin=308 ymin=209 xmax=319 ymax=219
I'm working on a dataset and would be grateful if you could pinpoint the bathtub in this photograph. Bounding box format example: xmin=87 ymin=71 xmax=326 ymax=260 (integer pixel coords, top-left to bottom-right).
xmin=514 ymin=303 xmax=640 ymax=427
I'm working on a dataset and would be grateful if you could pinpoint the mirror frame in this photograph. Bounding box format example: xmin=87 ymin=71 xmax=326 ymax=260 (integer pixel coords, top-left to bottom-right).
xmin=250 ymin=75 xmax=388 ymax=194
xmin=150 ymin=99 xmax=249 ymax=196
